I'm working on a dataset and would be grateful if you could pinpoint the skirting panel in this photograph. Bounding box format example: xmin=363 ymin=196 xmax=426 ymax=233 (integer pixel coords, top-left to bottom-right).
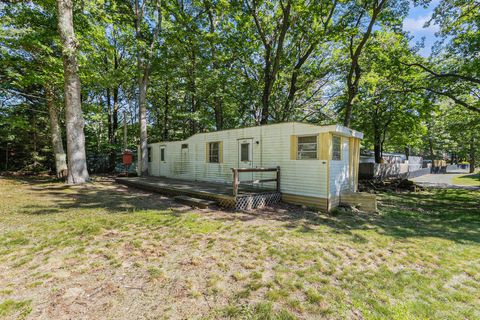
xmin=282 ymin=193 xmax=329 ymax=211
xmin=235 ymin=192 xmax=282 ymax=211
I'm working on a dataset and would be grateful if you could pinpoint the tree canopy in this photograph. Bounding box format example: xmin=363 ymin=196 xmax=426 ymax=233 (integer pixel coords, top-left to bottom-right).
xmin=0 ymin=0 xmax=478 ymax=174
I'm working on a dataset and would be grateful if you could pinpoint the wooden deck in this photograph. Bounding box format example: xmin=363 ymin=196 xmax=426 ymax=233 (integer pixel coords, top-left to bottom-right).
xmin=115 ymin=176 xmax=281 ymax=210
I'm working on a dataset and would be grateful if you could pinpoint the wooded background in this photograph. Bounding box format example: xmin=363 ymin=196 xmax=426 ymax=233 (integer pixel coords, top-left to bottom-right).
xmin=0 ymin=0 xmax=478 ymax=179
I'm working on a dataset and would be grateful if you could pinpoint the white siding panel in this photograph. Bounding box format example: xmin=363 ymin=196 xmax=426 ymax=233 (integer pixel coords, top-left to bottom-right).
xmin=147 ymin=122 xmax=359 ymax=200
xmin=329 ymin=138 xmax=351 ymax=198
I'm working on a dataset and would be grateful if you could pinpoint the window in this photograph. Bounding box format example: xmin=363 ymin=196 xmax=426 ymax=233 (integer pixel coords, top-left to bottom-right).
xmin=147 ymin=147 xmax=152 ymax=162
xmin=181 ymin=144 xmax=188 ymax=149
xmin=241 ymin=143 xmax=250 ymax=162
xmin=209 ymin=142 xmax=220 ymax=163
xmin=297 ymin=135 xmax=317 ymax=159
xmin=332 ymin=136 xmax=342 ymax=160
xmin=160 ymin=148 xmax=165 ymax=161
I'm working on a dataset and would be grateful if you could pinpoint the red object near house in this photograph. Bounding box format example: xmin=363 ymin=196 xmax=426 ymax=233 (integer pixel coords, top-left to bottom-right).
xmin=122 ymin=150 xmax=133 ymax=166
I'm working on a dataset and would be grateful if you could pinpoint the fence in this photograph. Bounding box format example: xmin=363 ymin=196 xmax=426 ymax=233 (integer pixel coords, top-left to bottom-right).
xmin=359 ymin=163 xmax=435 ymax=180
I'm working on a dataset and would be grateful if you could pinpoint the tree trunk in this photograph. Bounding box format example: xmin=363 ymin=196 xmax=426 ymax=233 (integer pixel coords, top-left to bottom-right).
xmin=163 ymin=82 xmax=169 ymax=140
xmin=373 ymin=126 xmax=382 ymax=164
xmin=205 ymin=1 xmax=223 ymax=130
xmin=56 ymin=0 xmax=89 ymax=184
xmin=107 ymin=86 xmax=119 ymax=172
xmin=134 ymin=0 xmax=162 ymax=176
xmin=214 ymin=95 xmax=223 ymax=130
xmin=260 ymin=62 xmax=272 ymax=125
xmin=343 ymin=0 xmax=386 ymax=127
xmin=138 ymin=72 xmax=149 ymax=176
xmin=374 ymin=140 xmax=382 ymax=164
xmin=45 ymin=85 xmax=68 ymax=178
xmin=249 ymin=0 xmax=292 ymax=125
xmin=429 ymin=138 xmax=435 ymax=160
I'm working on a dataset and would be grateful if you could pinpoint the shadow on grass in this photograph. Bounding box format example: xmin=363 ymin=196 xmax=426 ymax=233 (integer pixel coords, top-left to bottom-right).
xmin=7 ymin=176 xmax=480 ymax=244
xmin=221 ymin=188 xmax=480 ymax=244
xmin=5 ymin=176 xmax=175 ymax=216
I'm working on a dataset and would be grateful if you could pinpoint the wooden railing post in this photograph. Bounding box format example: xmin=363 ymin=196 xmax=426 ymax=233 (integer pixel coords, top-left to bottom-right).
xmin=232 ymin=168 xmax=238 ymax=197
xmin=276 ymin=166 xmax=280 ymax=192
xmin=232 ymin=167 xmax=280 ymax=196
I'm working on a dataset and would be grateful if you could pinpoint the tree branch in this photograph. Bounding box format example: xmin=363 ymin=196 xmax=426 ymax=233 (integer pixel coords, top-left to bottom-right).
xmin=402 ymin=62 xmax=480 ymax=85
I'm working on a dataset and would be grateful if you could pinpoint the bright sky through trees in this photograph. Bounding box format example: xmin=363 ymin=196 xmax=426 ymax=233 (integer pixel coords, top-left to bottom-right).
xmin=404 ymin=1 xmax=440 ymax=56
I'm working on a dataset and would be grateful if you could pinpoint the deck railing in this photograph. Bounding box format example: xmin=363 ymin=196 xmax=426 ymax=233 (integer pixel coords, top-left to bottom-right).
xmin=231 ymin=166 xmax=280 ymax=196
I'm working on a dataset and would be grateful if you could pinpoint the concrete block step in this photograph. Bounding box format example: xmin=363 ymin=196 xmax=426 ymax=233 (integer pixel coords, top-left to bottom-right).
xmin=174 ymin=196 xmax=217 ymax=209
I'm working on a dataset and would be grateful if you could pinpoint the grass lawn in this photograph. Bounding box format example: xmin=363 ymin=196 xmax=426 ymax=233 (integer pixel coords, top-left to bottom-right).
xmin=451 ymin=173 xmax=480 ymax=187
xmin=0 ymin=177 xmax=479 ymax=319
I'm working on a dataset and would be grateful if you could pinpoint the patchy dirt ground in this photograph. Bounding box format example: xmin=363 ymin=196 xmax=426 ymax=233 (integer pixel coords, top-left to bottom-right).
xmin=0 ymin=176 xmax=479 ymax=319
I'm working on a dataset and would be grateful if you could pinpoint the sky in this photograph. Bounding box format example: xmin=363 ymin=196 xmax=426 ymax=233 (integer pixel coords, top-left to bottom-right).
xmin=403 ymin=0 xmax=440 ymax=57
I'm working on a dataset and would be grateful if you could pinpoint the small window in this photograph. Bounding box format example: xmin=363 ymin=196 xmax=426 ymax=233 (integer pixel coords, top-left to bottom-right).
xmin=147 ymin=147 xmax=152 ymax=162
xmin=209 ymin=142 xmax=220 ymax=163
xmin=332 ymin=136 xmax=342 ymax=161
xmin=241 ymin=143 xmax=250 ymax=162
xmin=181 ymin=144 xmax=188 ymax=149
xmin=160 ymin=148 xmax=165 ymax=161
xmin=297 ymin=135 xmax=317 ymax=159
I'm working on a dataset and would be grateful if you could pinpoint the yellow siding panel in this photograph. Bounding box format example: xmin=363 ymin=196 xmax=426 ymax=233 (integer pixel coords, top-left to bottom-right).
xmin=282 ymin=193 xmax=329 ymax=211
xmin=205 ymin=142 xmax=209 ymax=163
xmin=219 ymin=141 xmax=224 ymax=163
xmin=318 ymin=133 xmax=331 ymax=160
xmin=290 ymin=135 xmax=297 ymax=160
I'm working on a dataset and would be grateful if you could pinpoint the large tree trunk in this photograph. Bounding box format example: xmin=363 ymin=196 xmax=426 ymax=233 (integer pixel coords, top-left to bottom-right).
xmin=45 ymin=85 xmax=68 ymax=178
xmin=56 ymin=0 xmax=89 ymax=184
xmin=138 ymin=72 xmax=149 ymax=176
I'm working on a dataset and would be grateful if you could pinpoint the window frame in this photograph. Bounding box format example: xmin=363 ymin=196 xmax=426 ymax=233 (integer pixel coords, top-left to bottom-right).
xmin=208 ymin=141 xmax=220 ymax=163
xmin=147 ymin=147 xmax=152 ymax=162
xmin=332 ymin=135 xmax=342 ymax=161
xmin=240 ymin=142 xmax=251 ymax=162
xmin=296 ymin=135 xmax=318 ymax=160
xmin=160 ymin=147 xmax=165 ymax=162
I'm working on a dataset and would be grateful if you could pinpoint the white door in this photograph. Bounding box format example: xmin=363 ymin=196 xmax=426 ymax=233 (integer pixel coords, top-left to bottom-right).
xmin=238 ymin=138 xmax=254 ymax=183
xmin=159 ymin=146 xmax=166 ymax=176
xmin=180 ymin=144 xmax=189 ymax=174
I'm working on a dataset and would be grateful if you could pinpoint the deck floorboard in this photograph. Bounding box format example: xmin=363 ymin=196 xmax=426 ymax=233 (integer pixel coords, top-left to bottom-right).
xmin=115 ymin=176 xmax=279 ymax=209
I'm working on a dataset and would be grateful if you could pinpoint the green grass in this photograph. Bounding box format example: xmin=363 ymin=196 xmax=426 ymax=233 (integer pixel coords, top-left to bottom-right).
xmin=0 ymin=176 xmax=479 ymax=319
xmin=0 ymin=299 xmax=31 ymax=319
xmin=452 ymin=173 xmax=480 ymax=186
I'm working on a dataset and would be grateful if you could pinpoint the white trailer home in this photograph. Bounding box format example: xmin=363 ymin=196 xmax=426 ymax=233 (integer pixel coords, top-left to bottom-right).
xmin=140 ymin=122 xmax=373 ymax=212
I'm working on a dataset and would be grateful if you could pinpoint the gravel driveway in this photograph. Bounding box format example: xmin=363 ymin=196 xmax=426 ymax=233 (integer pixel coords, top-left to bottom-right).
xmin=411 ymin=167 xmax=479 ymax=190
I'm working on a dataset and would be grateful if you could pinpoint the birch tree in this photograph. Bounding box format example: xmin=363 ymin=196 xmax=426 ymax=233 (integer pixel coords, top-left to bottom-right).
xmin=133 ymin=0 xmax=162 ymax=176
xmin=45 ymin=85 xmax=68 ymax=177
xmin=56 ymin=0 xmax=90 ymax=183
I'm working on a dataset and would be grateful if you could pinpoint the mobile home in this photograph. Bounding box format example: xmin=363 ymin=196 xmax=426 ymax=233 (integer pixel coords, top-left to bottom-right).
xmin=144 ymin=122 xmax=368 ymax=211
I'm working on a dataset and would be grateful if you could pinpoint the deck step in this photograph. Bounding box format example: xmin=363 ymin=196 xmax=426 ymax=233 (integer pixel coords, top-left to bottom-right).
xmin=174 ymin=196 xmax=217 ymax=209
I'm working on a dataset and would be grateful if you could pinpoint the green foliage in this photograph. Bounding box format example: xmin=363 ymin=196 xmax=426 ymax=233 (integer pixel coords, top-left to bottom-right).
xmin=0 ymin=0 xmax=478 ymax=171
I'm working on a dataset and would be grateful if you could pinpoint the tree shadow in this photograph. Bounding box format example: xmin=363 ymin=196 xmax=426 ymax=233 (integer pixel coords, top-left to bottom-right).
xmin=14 ymin=177 xmax=182 ymax=216
xmin=11 ymin=176 xmax=480 ymax=245
xmin=219 ymin=189 xmax=480 ymax=244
